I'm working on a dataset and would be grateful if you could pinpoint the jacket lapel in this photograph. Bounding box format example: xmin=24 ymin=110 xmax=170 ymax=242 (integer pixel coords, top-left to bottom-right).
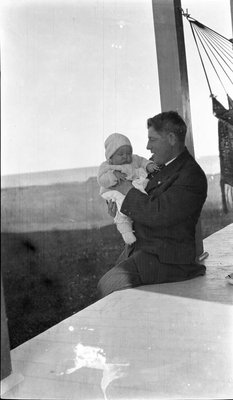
xmin=146 ymin=148 xmax=190 ymax=193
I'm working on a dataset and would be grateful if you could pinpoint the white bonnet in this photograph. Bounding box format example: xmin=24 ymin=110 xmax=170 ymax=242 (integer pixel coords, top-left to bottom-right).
xmin=105 ymin=133 xmax=132 ymax=160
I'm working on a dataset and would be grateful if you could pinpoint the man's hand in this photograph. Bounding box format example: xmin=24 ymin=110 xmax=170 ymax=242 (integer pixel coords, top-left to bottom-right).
xmin=107 ymin=200 xmax=117 ymax=217
xmin=112 ymin=180 xmax=134 ymax=195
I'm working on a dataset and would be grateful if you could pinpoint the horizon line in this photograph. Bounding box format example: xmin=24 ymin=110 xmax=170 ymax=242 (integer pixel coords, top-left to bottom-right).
xmin=1 ymin=154 xmax=220 ymax=178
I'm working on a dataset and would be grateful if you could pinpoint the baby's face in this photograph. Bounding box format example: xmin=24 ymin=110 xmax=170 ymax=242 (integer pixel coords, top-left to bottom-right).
xmin=110 ymin=145 xmax=132 ymax=165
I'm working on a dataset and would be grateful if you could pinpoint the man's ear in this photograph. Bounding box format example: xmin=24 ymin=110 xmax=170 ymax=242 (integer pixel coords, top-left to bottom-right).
xmin=168 ymin=132 xmax=176 ymax=146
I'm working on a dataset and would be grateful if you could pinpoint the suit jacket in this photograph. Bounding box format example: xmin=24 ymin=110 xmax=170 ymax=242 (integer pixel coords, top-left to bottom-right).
xmin=121 ymin=147 xmax=207 ymax=264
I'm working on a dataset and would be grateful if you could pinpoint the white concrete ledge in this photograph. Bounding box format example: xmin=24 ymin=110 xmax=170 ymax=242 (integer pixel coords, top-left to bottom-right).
xmin=138 ymin=223 xmax=233 ymax=305
xmin=1 ymin=373 xmax=24 ymax=397
xmin=3 ymin=224 xmax=233 ymax=399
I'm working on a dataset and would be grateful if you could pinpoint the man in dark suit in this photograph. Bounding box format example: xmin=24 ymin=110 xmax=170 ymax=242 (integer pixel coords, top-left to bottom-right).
xmin=97 ymin=111 xmax=207 ymax=298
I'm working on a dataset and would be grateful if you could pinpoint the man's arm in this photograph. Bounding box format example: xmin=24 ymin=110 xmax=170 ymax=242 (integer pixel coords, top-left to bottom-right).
xmin=112 ymin=180 xmax=134 ymax=195
xmin=120 ymin=169 xmax=207 ymax=228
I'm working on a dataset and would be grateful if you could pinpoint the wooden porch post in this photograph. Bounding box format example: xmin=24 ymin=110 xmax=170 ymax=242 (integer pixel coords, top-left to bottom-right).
xmin=231 ymin=0 xmax=233 ymax=33
xmin=1 ymin=282 xmax=24 ymax=399
xmin=0 ymin=67 xmax=23 ymax=396
xmin=0 ymin=66 xmax=12 ymax=390
xmin=1 ymin=276 xmax=24 ymax=396
xmin=152 ymin=0 xmax=204 ymax=257
xmin=1 ymin=276 xmax=12 ymax=381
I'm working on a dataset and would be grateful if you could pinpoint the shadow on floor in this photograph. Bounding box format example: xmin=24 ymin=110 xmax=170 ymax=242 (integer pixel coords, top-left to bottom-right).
xmin=135 ymin=264 xmax=233 ymax=306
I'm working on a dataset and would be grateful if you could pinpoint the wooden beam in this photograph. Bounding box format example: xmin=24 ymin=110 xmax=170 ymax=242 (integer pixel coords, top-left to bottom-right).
xmin=1 ymin=275 xmax=24 ymax=396
xmin=231 ymin=0 xmax=233 ymax=32
xmin=1 ymin=276 xmax=12 ymax=381
xmin=0 ymin=63 xmax=12 ymax=384
xmin=0 ymin=64 xmax=23 ymax=398
xmin=152 ymin=0 xmax=204 ymax=257
xmin=152 ymin=0 xmax=194 ymax=152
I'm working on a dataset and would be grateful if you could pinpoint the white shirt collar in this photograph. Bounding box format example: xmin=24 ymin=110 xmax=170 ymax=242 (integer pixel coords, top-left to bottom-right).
xmin=165 ymin=156 xmax=177 ymax=166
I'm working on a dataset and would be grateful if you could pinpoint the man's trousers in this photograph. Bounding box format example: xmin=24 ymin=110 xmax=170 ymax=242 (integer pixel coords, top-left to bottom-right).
xmin=97 ymin=245 xmax=206 ymax=299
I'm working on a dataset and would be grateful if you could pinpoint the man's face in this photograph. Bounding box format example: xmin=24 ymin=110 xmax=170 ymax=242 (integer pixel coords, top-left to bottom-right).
xmin=147 ymin=126 xmax=173 ymax=165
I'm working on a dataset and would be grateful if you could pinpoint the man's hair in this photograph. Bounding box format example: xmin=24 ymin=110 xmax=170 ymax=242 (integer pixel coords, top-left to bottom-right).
xmin=147 ymin=111 xmax=187 ymax=143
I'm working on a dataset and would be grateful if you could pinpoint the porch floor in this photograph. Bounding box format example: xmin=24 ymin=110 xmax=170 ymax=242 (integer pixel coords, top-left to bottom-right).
xmin=3 ymin=224 xmax=233 ymax=399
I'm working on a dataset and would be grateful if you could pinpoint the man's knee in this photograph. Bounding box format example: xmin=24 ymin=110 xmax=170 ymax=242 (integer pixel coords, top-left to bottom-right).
xmin=97 ymin=274 xmax=109 ymax=299
xmin=97 ymin=260 xmax=141 ymax=299
xmin=97 ymin=268 xmax=118 ymax=299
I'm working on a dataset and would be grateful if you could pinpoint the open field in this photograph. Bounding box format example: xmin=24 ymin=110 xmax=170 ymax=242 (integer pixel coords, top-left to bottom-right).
xmin=1 ymin=173 xmax=232 ymax=233
xmin=1 ymin=177 xmax=112 ymax=232
xmin=1 ymin=173 xmax=233 ymax=348
xmin=1 ymin=225 xmax=124 ymax=348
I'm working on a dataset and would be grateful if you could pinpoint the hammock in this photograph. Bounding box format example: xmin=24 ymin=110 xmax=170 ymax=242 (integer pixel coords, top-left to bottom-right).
xmin=182 ymin=10 xmax=233 ymax=213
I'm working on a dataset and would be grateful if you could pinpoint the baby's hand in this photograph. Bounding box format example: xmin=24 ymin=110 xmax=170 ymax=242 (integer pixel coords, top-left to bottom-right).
xmin=146 ymin=162 xmax=160 ymax=173
xmin=113 ymin=170 xmax=127 ymax=183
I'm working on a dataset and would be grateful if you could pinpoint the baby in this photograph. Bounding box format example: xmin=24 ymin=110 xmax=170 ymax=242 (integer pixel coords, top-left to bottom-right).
xmin=97 ymin=133 xmax=159 ymax=244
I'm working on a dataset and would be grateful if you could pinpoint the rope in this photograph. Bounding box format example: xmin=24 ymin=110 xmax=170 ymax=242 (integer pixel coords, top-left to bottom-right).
xmin=196 ymin=26 xmax=233 ymax=84
xmin=192 ymin=24 xmax=229 ymax=94
xmin=189 ymin=22 xmax=213 ymax=95
xmin=192 ymin=21 xmax=233 ymax=93
xmin=203 ymin=27 xmax=233 ymax=56
xmin=191 ymin=19 xmax=231 ymax=43
xmin=180 ymin=9 xmax=233 ymax=204
xmin=181 ymin=9 xmax=233 ymax=97
xmin=200 ymin=28 xmax=233 ymax=66
xmin=193 ymin=23 xmax=233 ymax=74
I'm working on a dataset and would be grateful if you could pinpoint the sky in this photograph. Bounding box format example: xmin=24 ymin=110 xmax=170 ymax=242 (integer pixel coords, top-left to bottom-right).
xmin=1 ymin=0 xmax=232 ymax=175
